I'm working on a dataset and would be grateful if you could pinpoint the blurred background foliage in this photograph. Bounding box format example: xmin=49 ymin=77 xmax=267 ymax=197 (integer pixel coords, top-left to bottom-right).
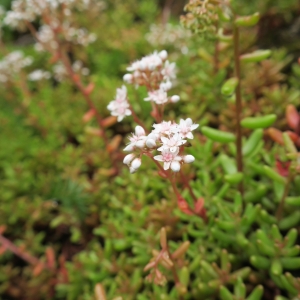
xmin=0 ymin=0 xmax=300 ymax=299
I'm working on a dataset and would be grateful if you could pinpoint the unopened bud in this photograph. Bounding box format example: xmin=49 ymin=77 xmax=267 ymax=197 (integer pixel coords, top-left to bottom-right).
xmin=159 ymin=50 xmax=168 ymax=60
xmin=131 ymin=158 xmax=141 ymax=170
xmin=171 ymin=95 xmax=180 ymax=103
xmin=146 ymin=138 xmax=156 ymax=148
xmin=135 ymin=126 xmax=145 ymax=136
xmin=123 ymin=153 xmax=135 ymax=165
xmin=123 ymin=73 xmax=133 ymax=83
xmin=183 ymin=155 xmax=195 ymax=164
xmin=171 ymin=161 xmax=181 ymax=172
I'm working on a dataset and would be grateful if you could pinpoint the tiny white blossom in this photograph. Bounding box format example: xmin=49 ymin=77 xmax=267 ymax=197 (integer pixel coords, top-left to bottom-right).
xmin=144 ymin=89 xmax=168 ymax=105
xmin=158 ymin=133 xmax=186 ymax=153
xmin=152 ymin=121 xmax=177 ymax=136
xmin=154 ymin=149 xmax=182 ymax=171
xmin=124 ymin=126 xmax=147 ymax=151
xmin=107 ymin=85 xmax=131 ymax=122
xmin=176 ymin=118 xmax=199 ymax=139
xmin=161 ymin=60 xmax=176 ymax=81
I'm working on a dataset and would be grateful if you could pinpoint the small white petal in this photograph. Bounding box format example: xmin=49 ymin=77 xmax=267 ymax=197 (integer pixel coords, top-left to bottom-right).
xmin=164 ymin=162 xmax=171 ymax=170
xmin=124 ymin=144 xmax=134 ymax=152
xmin=130 ymin=167 xmax=137 ymax=173
xmin=186 ymin=132 xmax=194 ymax=139
xmin=171 ymin=161 xmax=181 ymax=172
xmin=154 ymin=155 xmax=164 ymax=162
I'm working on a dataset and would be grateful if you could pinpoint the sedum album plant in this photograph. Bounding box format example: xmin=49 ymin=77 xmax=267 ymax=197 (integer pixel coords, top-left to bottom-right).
xmin=1 ymin=0 xmax=300 ymax=299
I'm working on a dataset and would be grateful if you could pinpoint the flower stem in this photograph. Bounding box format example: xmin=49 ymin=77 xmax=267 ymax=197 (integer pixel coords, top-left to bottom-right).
xmin=180 ymin=170 xmax=198 ymax=203
xmin=233 ymin=23 xmax=244 ymax=195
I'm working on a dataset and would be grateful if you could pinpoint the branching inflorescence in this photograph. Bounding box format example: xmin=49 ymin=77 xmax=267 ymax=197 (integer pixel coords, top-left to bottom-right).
xmin=108 ymin=50 xmax=202 ymax=216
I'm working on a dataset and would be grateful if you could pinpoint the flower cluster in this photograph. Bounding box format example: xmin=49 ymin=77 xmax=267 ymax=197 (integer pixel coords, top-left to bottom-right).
xmin=53 ymin=61 xmax=89 ymax=82
xmin=146 ymin=23 xmax=191 ymax=54
xmin=108 ymin=50 xmax=180 ymax=122
xmin=4 ymin=0 xmax=105 ymax=30
xmin=28 ymin=69 xmax=51 ymax=81
xmin=123 ymin=118 xmax=198 ymax=173
xmin=0 ymin=51 xmax=32 ymax=83
xmin=107 ymin=86 xmax=131 ymax=122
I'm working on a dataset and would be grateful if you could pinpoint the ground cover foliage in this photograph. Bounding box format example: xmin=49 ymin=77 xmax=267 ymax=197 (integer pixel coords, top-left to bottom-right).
xmin=1 ymin=0 xmax=300 ymax=299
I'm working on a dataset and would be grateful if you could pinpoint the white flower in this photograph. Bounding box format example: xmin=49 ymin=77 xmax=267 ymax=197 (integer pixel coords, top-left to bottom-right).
xmin=170 ymin=95 xmax=180 ymax=103
xmin=124 ymin=126 xmax=147 ymax=151
xmin=107 ymin=85 xmax=131 ymax=122
xmin=144 ymin=89 xmax=169 ymax=105
xmin=161 ymin=60 xmax=176 ymax=81
xmin=152 ymin=121 xmax=177 ymax=136
xmin=176 ymin=118 xmax=199 ymax=139
xmin=154 ymin=149 xmax=182 ymax=171
xmin=158 ymin=133 xmax=186 ymax=153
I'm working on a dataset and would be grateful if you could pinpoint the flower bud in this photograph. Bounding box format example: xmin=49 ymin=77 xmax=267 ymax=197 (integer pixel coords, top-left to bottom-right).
xmin=160 ymin=81 xmax=172 ymax=91
xmin=159 ymin=50 xmax=168 ymax=60
xmin=135 ymin=126 xmax=145 ymax=136
xmin=171 ymin=161 xmax=181 ymax=172
xmin=123 ymin=153 xmax=135 ymax=165
xmin=183 ymin=155 xmax=195 ymax=163
xmin=171 ymin=95 xmax=180 ymax=103
xmin=146 ymin=138 xmax=156 ymax=148
xmin=131 ymin=158 xmax=141 ymax=170
xmin=130 ymin=167 xmax=137 ymax=174
xmin=123 ymin=73 xmax=133 ymax=83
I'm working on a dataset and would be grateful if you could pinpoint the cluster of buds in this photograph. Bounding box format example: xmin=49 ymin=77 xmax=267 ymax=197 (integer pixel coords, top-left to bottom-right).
xmin=0 ymin=51 xmax=32 ymax=83
xmin=181 ymin=0 xmax=227 ymax=36
xmin=123 ymin=118 xmax=198 ymax=173
xmin=146 ymin=23 xmax=191 ymax=54
xmin=123 ymin=50 xmax=179 ymax=103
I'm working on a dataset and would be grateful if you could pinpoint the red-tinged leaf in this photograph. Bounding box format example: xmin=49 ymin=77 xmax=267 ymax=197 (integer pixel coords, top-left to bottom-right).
xmin=177 ymin=197 xmax=193 ymax=215
xmin=286 ymin=131 xmax=299 ymax=142
xmin=33 ymin=262 xmax=44 ymax=276
xmin=194 ymin=198 xmax=205 ymax=214
xmin=107 ymin=135 xmax=122 ymax=153
xmin=286 ymin=105 xmax=300 ymax=131
xmin=267 ymin=128 xmax=284 ymax=145
xmin=0 ymin=246 xmax=7 ymax=256
xmin=46 ymin=247 xmax=56 ymax=269
xmin=102 ymin=116 xmax=117 ymax=128
xmin=275 ymin=159 xmax=291 ymax=177
xmin=158 ymin=170 xmax=168 ymax=178
xmin=82 ymin=109 xmax=96 ymax=123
